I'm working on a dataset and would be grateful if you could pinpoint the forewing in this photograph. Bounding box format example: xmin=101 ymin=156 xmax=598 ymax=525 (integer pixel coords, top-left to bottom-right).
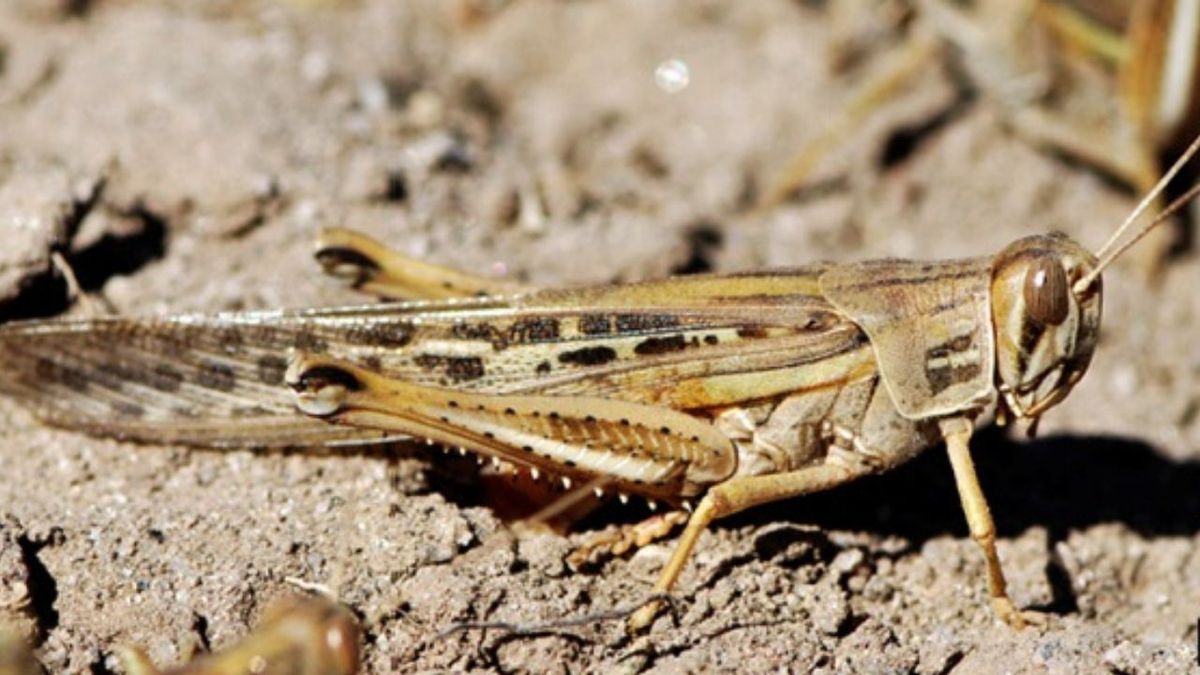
xmin=0 ymin=297 xmax=514 ymax=446
xmin=0 ymin=268 xmax=870 ymax=447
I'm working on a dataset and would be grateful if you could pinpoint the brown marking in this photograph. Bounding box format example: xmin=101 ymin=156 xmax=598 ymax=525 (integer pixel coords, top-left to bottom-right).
xmin=294 ymin=331 xmax=328 ymax=352
xmin=615 ymin=314 xmax=680 ymax=334
xmin=217 ymin=328 xmax=243 ymax=350
xmin=703 ymin=334 xmax=719 ymax=345
xmin=93 ymin=362 xmax=130 ymax=391
xmin=536 ymin=360 xmax=552 ymax=374
xmin=347 ymin=323 xmax=413 ymax=348
xmin=926 ymin=362 xmax=983 ymax=395
xmin=508 ymin=317 xmax=560 ymax=344
xmin=451 ymin=321 xmax=508 ymax=349
xmin=103 ymin=361 xmax=180 ymax=393
xmin=580 ymin=314 xmax=612 ymax=335
xmin=414 ymin=354 xmax=440 ymax=372
xmin=150 ymin=364 xmax=184 ymax=392
xmin=633 ymin=334 xmax=688 ymax=355
xmin=736 ymin=326 xmax=769 ymax=339
xmin=947 ymin=333 xmax=973 ymax=352
xmin=924 ymin=333 xmax=982 ymax=395
xmin=112 ymin=401 xmax=145 ymax=418
xmin=35 ymin=358 xmax=89 ymax=391
xmin=925 ymin=332 xmax=976 ymax=361
xmin=197 ymin=360 xmax=237 ymax=392
xmin=257 ymin=355 xmax=288 ymax=385
xmin=838 ymin=267 xmax=981 ymax=291
xmin=414 ymin=354 xmax=485 ymax=381
xmin=558 ymin=345 xmax=618 ymax=366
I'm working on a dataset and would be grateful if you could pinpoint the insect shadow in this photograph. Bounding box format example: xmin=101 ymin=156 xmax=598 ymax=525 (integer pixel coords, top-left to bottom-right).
xmin=416 ymin=425 xmax=1200 ymax=548
xmin=719 ymin=428 xmax=1200 ymax=613
xmin=757 ymin=427 xmax=1200 ymax=543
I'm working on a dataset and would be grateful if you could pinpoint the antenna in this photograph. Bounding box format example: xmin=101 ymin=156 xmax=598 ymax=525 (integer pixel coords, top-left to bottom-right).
xmin=1074 ymin=131 xmax=1200 ymax=294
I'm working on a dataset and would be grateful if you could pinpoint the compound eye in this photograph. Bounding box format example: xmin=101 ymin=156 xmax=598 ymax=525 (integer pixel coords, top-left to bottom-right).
xmin=1023 ymin=257 xmax=1069 ymax=325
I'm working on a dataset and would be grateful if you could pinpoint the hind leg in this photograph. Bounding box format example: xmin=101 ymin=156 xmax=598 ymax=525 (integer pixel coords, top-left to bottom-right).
xmin=313 ymin=227 xmax=530 ymax=300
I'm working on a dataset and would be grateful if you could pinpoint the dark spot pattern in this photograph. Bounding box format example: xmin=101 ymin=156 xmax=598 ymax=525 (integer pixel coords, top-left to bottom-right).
xmin=414 ymin=354 xmax=485 ymax=381
xmin=150 ymin=364 xmax=184 ymax=392
xmin=452 ymin=322 xmax=507 ymax=349
xmin=924 ymin=332 xmax=981 ymax=395
xmin=293 ymin=331 xmax=328 ymax=352
xmin=257 ymin=355 xmax=288 ymax=385
xmin=736 ymin=326 xmax=768 ymax=339
xmin=446 ymin=357 xmax=484 ymax=380
xmin=197 ymin=360 xmax=237 ymax=392
xmin=536 ymin=360 xmax=552 ymax=374
xmin=93 ymin=362 xmax=130 ymax=391
xmin=216 ymin=328 xmax=243 ymax=351
xmin=347 ymin=323 xmax=414 ymax=348
xmin=508 ymin=317 xmax=560 ymax=344
xmin=558 ymin=346 xmax=618 ymax=367
xmin=926 ymin=362 xmax=982 ymax=395
xmin=35 ymin=358 xmax=89 ymax=392
xmin=615 ymin=314 xmax=680 ymax=334
xmin=580 ymin=315 xmax=612 ymax=335
xmin=634 ymin=334 xmax=688 ymax=355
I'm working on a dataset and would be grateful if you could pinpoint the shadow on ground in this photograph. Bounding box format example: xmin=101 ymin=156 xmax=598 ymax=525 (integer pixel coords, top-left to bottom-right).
xmin=740 ymin=427 xmax=1200 ymax=543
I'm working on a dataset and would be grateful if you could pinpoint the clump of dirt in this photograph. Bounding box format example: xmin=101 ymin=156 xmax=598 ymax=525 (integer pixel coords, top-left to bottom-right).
xmin=0 ymin=1 xmax=1197 ymax=673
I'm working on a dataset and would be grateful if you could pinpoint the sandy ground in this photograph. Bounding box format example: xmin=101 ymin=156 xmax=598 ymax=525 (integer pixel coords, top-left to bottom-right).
xmin=0 ymin=1 xmax=1198 ymax=672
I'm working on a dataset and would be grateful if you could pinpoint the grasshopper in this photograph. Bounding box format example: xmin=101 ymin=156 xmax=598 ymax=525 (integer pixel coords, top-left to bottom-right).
xmin=1 ymin=136 xmax=1198 ymax=635
xmin=117 ymin=596 xmax=359 ymax=675
xmin=0 ymin=596 xmax=359 ymax=675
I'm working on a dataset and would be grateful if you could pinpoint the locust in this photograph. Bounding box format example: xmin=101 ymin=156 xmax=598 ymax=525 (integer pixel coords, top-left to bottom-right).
xmin=117 ymin=596 xmax=359 ymax=675
xmin=1 ymin=136 xmax=1198 ymax=635
xmin=0 ymin=595 xmax=359 ymax=675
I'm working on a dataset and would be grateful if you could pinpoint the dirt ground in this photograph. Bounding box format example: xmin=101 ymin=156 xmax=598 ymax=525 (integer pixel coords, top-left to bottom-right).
xmin=0 ymin=1 xmax=1198 ymax=673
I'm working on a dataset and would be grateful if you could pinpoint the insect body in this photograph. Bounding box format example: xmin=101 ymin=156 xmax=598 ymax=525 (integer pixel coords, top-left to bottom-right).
xmin=1 ymin=140 xmax=1197 ymax=633
xmin=121 ymin=596 xmax=357 ymax=675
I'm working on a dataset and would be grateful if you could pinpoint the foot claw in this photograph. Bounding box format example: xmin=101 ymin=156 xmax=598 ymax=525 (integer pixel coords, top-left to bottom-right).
xmin=626 ymin=600 xmax=663 ymax=635
xmin=992 ymin=598 xmax=1049 ymax=630
xmin=567 ymin=511 xmax=687 ymax=569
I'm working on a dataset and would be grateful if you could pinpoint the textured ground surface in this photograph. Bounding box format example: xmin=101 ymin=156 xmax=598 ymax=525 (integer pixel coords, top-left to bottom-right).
xmin=0 ymin=1 xmax=1198 ymax=673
